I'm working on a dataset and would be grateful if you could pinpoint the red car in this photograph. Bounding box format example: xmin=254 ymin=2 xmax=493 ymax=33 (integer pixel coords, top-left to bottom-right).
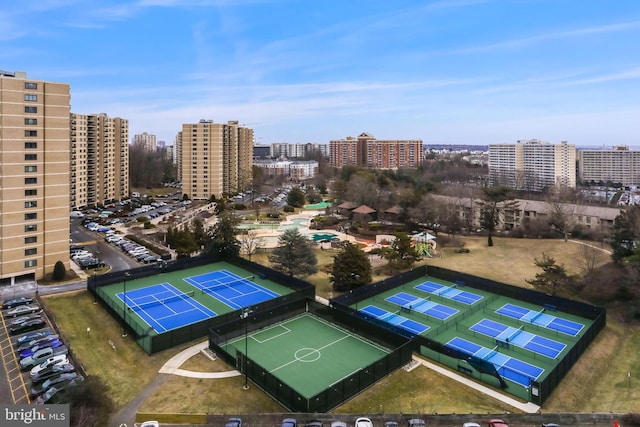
xmin=488 ymin=420 xmax=509 ymax=427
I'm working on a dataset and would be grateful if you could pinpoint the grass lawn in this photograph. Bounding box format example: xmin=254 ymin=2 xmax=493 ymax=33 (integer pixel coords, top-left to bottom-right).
xmin=41 ymin=235 xmax=640 ymax=415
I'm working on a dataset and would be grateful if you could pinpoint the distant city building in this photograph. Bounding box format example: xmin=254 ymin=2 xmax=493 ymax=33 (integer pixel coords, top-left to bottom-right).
xmin=253 ymin=144 xmax=272 ymax=159
xmin=0 ymin=71 xmax=70 ymax=282
xmin=578 ymin=146 xmax=640 ymax=186
xmin=330 ymin=132 xmax=423 ymax=169
xmin=489 ymin=139 xmax=576 ymax=191
xmin=132 ymin=132 xmax=157 ymax=152
xmin=254 ymin=160 xmax=319 ymax=180
xmin=71 ymin=113 xmax=129 ymax=208
xmin=271 ymin=142 xmax=328 ymax=159
xmin=176 ymin=120 xmax=253 ymax=200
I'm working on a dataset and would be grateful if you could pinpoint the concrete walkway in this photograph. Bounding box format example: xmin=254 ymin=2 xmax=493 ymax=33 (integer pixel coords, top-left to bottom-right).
xmin=158 ymin=340 xmax=240 ymax=379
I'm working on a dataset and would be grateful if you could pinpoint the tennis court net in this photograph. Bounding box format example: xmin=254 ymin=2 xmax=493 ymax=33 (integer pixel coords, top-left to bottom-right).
xmin=200 ymin=275 xmax=255 ymax=295
xmin=130 ymin=291 xmax=195 ymax=311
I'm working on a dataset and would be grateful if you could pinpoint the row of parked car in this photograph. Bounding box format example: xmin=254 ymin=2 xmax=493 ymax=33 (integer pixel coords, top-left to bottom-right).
xmin=2 ymin=296 xmax=82 ymax=404
xmin=105 ymin=233 xmax=162 ymax=264
xmin=70 ymin=244 xmax=106 ymax=270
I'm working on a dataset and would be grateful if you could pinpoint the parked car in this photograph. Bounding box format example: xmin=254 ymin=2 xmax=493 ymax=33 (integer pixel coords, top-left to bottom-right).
xmin=355 ymin=418 xmax=374 ymax=427
xmin=20 ymin=345 xmax=68 ymax=370
xmin=331 ymin=422 xmax=347 ymax=427
xmin=139 ymin=422 xmax=160 ymax=427
xmin=2 ymin=297 xmax=34 ymax=310
xmin=19 ymin=339 xmax=63 ymax=359
xmin=9 ymin=314 xmax=43 ymax=326
xmin=305 ymin=421 xmax=322 ymax=427
xmin=488 ymin=420 xmax=509 ymax=427
xmin=31 ymin=363 xmax=76 ymax=384
xmin=407 ymin=420 xmax=426 ymax=427
xmin=463 ymin=423 xmax=481 ymax=427
xmin=541 ymin=424 xmax=560 ymax=427
xmin=15 ymin=330 xmax=53 ymax=346
xmin=5 ymin=304 xmax=41 ymax=318
xmin=17 ymin=334 xmax=59 ymax=352
xmin=30 ymin=354 xmax=70 ymax=378
xmin=281 ymin=418 xmax=297 ymax=427
xmin=384 ymin=422 xmax=398 ymax=427
xmin=225 ymin=418 xmax=242 ymax=427
xmin=9 ymin=318 xmax=46 ymax=335
xmin=35 ymin=377 xmax=82 ymax=404
xmin=30 ymin=372 xmax=80 ymax=397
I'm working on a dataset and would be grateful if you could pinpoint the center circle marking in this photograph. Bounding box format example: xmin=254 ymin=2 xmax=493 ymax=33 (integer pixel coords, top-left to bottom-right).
xmin=294 ymin=347 xmax=321 ymax=362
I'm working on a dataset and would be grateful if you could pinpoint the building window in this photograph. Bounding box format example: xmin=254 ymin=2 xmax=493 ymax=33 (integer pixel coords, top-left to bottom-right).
xmin=25 ymin=260 xmax=37 ymax=268
xmin=25 ymin=142 xmax=37 ymax=149
xmin=25 ymin=177 xmax=37 ymax=184
xmin=25 ymin=106 xmax=37 ymax=113
xmin=25 ymin=248 xmax=37 ymax=256
xmin=25 ymin=118 xmax=37 ymax=125
xmin=25 ymin=166 xmax=37 ymax=173
xmin=25 ymin=225 xmax=37 ymax=232
xmin=25 ymin=130 xmax=38 ymax=137
xmin=25 ymin=82 xmax=37 ymax=89
xmin=25 ymin=201 xmax=37 ymax=208
xmin=25 ymin=189 xmax=37 ymax=196
xmin=25 ymin=154 xmax=37 ymax=161
xmin=24 ymin=94 xmax=37 ymax=102
xmin=25 ymin=213 xmax=37 ymax=220
xmin=25 ymin=236 xmax=37 ymax=244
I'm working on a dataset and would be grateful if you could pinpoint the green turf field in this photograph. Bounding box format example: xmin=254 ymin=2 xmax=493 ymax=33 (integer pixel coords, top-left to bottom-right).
xmin=223 ymin=313 xmax=391 ymax=398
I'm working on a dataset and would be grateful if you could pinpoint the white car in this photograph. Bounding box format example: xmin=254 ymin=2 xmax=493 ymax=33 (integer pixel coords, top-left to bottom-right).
xmin=30 ymin=354 xmax=69 ymax=378
xmin=355 ymin=418 xmax=373 ymax=427
xmin=5 ymin=304 xmax=41 ymax=318
xmin=463 ymin=423 xmax=481 ymax=427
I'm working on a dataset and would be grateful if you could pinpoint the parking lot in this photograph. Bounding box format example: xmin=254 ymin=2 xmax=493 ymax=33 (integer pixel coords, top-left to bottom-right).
xmin=0 ymin=295 xmax=81 ymax=405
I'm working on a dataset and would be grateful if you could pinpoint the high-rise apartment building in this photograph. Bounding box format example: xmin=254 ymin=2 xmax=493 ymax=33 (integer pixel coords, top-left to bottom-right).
xmin=177 ymin=120 xmax=253 ymax=200
xmin=578 ymin=146 xmax=640 ymax=186
xmin=329 ymin=132 xmax=423 ymax=169
xmin=70 ymin=113 xmax=129 ymax=208
xmin=133 ymin=132 xmax=157 ymax=152
xmin=489 ymin=139 xmax=576 ymax=191
xmin=0 ymin=71 xmax=70 ymax=282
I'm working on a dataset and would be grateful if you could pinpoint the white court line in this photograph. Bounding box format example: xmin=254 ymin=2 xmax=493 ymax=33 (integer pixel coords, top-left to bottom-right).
xmin=270 ymin=335 xmax=350 ymax=373
xmin=251 ymin=325 xmax=292 ymax=344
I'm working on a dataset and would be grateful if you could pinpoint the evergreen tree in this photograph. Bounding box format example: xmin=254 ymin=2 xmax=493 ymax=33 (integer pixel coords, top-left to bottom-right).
xmin=526 ymin=253 xmax=570 ymax=295
xmin=268 ymin=229 xmax=318 ymax=277
xmin=330 ymin=242 xmax=372 ymax=292
xmin=610 ymin=205 xmax=640 ymax=263
xmin=286 ymin=187 xmax=306 ymax=208
xmin=52 ymin=260 xmax=66 ymax=281
xmin=384 ymin=232 xmax=421 ymax=271
xmin=208 ymin=210 xmax=241 ymax=258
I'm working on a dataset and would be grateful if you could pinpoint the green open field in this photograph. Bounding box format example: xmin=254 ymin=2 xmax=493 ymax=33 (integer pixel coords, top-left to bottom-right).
xmin=41 ymin=236 xmax=640 ymax=416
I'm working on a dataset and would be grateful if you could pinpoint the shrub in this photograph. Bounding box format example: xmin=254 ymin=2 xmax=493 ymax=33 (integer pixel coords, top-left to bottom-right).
xmin=52 ymin=261 xmax=66 ymax=281
xmin=283 ymin=205 xmax=295 ymax=213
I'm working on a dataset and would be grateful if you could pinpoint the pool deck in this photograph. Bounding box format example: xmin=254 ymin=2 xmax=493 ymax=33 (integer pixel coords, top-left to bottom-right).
xmin=242 ymin=211 xmax=358 ymax=249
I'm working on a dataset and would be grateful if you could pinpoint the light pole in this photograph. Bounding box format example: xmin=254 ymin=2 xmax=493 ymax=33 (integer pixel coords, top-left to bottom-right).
xmin=240 ymin=307 xmax=253 ymax=390
xmin=122 ymin=272 xmax=130 ymax=337
xmin=92 ymin=270 xmax=97 ymax=304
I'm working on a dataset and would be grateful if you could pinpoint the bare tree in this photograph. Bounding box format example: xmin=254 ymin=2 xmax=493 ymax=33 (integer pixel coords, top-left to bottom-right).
xmin=578 ymin=243 xmax=602 ymax=275
xmin=545 ymin=186 xmax=578 ymax=241
xmin=239 ymin=230 xmax=265 ymax=261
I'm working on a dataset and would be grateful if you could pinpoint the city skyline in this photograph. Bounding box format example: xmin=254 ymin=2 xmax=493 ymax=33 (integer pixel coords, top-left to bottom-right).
xmin=2 ymin=0 xmax=640 ymax=147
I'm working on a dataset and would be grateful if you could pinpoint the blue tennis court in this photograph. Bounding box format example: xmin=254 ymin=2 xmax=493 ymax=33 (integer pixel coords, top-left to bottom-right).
xmin=116 ymin=283 xmax=217 ymax=333
xmin=185 ymin=269 xmax=280 ymax=309
xmin=470 ymin=319 xmax=566 ymax=359
xmin=359 ymin=305 xmax=429 ymax=335
xmin=386 ymin=292 xmax=458 ymax=320
xmin=445 ymin=336 xmax=544 ymax=387
xmin=415 ymin=281 xmax=483 ymax=305
xmin=496 ymin=303 xmax=584 ymax=336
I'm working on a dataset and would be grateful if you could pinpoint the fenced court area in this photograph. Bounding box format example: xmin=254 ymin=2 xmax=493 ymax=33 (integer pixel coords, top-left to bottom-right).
xmin=333 ymin=266 xmax=605 ymax=405
xmin=223 ymin=313 xmax=391 ymax=398
xmin=92 ymin=259 xmax=301 ymax=353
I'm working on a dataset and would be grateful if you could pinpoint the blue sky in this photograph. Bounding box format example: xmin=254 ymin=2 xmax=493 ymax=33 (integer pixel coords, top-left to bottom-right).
xmin=2 ymin=0 xmax=640 ymax=147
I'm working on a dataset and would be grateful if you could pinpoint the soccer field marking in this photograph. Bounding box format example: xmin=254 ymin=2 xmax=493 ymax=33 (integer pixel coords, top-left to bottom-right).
xmin=251 ymin=324 xmax=292 ymax=344
xmin=270 ymin=335 xmax=350 ymax=373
